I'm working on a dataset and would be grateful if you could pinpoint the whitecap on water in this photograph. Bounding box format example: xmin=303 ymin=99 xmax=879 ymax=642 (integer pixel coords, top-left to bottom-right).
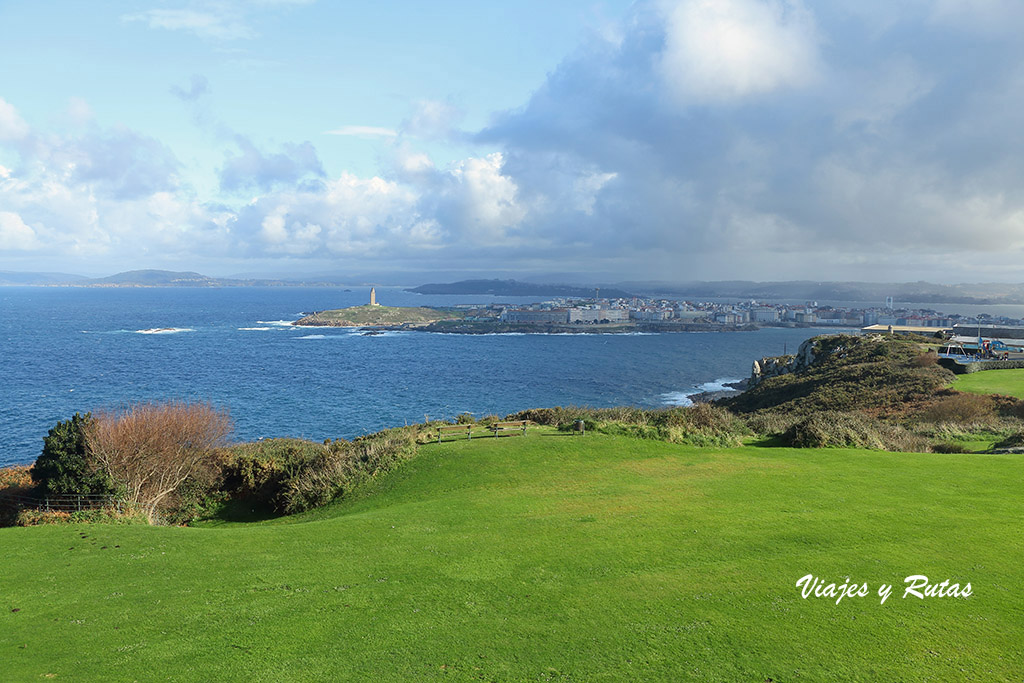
xmin=135 ymin=327 xmax=195 ymax=335
xmin=660 ymin=377 xmax=743 ymax=406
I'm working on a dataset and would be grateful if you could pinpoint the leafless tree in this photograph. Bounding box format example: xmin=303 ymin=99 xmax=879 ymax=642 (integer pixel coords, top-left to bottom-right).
xmin=87 ymin=401 xmax=232 ymax=522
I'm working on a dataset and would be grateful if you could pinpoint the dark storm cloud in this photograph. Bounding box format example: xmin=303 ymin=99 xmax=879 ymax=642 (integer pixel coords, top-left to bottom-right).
xmin=473 ymin=0 xmax=1024 ymax=278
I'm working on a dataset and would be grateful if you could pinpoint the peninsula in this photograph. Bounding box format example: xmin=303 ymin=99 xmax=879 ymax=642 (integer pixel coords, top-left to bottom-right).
xmin=293 ymin=304 xmax=456 ymax=328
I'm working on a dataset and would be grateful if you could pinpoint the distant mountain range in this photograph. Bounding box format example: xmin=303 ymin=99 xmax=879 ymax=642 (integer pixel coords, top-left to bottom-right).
xmin=0 ymin=270 xmax=89 ymax=285
xmin=5 ymin=270 xmax=1024 ymax=305
xmin=621 ymin=280 xmax=1024 ymax=306
xmin=0 ymin=269 xmax=318 ymax=287
xmin=407 ymin=279 xmax=636 ymax=299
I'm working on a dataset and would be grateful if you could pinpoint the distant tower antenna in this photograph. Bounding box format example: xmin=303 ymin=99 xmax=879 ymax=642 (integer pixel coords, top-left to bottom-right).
xmin=885 ymin=296 xmax=893 ymax=310
xmin=595 ymin=287 xmax=600 ymax=299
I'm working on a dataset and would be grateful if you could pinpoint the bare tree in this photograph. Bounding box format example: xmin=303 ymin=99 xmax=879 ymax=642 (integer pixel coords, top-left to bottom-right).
xmin=87 ymin=401 xmax=232 ymax=522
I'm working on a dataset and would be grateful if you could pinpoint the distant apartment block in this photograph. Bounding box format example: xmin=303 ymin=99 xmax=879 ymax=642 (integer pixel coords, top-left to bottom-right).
xmin=499 ymin=309 xmax=569 ymax=324
xmin=751 ymin=306 xmax=779 ymax=323
xmin=568 ymin=308 xmax=629 ymax=323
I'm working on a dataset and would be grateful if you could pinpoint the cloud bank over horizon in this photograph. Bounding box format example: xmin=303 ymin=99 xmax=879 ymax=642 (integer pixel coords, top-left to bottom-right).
xmin=1 ymin=0 xmax=1023 ymax=282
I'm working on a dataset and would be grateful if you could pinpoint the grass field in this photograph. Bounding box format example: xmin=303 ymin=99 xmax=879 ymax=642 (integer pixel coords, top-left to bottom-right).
xmin=3 ymin=433 xmax=1023 ymax=681
xmin=954 ymin=368 xmax=1024 ymax=400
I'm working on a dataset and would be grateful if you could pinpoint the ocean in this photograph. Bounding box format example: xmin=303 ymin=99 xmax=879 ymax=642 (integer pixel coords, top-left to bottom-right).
xmin=0 ymin=286 xmax=831 ymax=467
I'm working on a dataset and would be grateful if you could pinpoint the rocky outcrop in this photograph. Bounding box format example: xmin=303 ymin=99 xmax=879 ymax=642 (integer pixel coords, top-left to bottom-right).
xmin=749 ymin=336 xmax=835 ymax=387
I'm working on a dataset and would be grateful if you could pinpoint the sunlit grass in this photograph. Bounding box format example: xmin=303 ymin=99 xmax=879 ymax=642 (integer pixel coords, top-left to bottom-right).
xmin=954 ymin=368 xmax=1024 ymax=400
xmin=3 ymin=433 xmax=1022 ymax=681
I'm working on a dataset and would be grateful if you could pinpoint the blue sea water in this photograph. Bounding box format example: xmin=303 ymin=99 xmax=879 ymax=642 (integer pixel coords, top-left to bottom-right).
xmin=0 ymin=286 xmax=831 ymax=467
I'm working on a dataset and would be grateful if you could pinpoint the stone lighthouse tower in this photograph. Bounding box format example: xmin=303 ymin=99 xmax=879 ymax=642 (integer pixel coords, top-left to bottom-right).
xmin=370 ymin=287 xmax=378 ymax=306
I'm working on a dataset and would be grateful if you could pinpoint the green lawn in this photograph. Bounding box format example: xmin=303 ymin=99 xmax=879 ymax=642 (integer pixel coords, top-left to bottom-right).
xmin=954 ymin=368 xmax=1024 ymax=399
xmin=3 ymin=434 xmax=1023 ymax=681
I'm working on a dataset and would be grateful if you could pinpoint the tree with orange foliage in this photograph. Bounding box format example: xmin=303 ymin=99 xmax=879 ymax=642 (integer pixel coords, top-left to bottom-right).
xmin=86 ymin=401 xmax=232 ymax=522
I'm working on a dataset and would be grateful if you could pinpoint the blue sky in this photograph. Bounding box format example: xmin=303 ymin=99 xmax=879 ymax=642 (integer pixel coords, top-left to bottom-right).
xmin=2 ymin=1 xmax=1024 ymax=283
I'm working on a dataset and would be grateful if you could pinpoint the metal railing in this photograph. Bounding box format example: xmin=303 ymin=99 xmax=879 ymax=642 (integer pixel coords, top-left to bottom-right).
xmin=0 ymin=491 xmax=121 ymax=513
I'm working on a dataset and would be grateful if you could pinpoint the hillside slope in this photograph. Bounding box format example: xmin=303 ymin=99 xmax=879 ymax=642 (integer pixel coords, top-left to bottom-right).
xmin=3 ymin=433 xmax=1021 ymax=680
xmin=722 ymin=333 xmax=955 ymax=417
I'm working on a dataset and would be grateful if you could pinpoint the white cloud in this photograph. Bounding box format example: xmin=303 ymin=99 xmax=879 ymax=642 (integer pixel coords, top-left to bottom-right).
xmin=324 ymin=125 xmax=398 ymax=138
xmin=573 ymin=171 xmax=617 ymax=215
xmin=659 ymin=0 xmax=820 ymax=104
xmin=0 ymin=98 xmax=30 ymax=142
xmin=123 ymin=9 xmax=255 ymax=40
xmin=444 ymin=153 xmax=526 ymax=242
xmin=219 ymin=137 xmax=324 ymax=192
xmin=0 ymin=211 xmax=41 ymax=250
xmin=67 ymin=97 xmax=93 ymax=126
xmin=401 ymin=100 xmax=463 ymax=139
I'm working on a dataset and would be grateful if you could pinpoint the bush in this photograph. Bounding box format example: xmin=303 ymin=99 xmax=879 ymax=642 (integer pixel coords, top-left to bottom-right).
xmin=919 ymin=393 xmax=997 ymax=425
xmin=517 ymin=404 xmax=750 ymax=447
xmin=455 ymin=413 xmax=476 ymax=424
xmin=14 ymin=506 xmax=148 ymax=527
xmin=782 ymin=411 xmax=929 ymax=452
xmin=932 ymin=442 xmax=970 ymax=454
xmin=220 ymin=438 xmax=334 ymax=509
xmin=991 ymin=433 xmax=1024 ymax=451
xmin=911 ymin=351 xmax=939 ymax=367
xmin=744 ymin=412 xmax=800 ymax=436
xmin=87 ymin=401 xmax=232 ymax=523
xmin=279 ymin=426 xmax=419 ymax=514
xmin=30 ymin=413 xmax=116 ymax=497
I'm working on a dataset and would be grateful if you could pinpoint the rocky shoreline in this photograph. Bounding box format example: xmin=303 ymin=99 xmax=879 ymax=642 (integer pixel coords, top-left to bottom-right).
xmin=687 ymin=380 xmax=749 ymax=404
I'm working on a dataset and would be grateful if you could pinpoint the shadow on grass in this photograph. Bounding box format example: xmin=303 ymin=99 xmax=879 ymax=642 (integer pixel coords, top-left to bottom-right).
xmin=745 ymin=435 xmax=788 ymax=448
xmin=197 ymin=499 xmax=281 ymax=526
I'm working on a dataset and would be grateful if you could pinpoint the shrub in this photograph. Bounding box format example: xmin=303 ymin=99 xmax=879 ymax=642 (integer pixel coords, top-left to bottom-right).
xmin=911 ymin=351 xmax=939 ymax=367
xmin=30 ymin=413 xmax=116 ymax=497
xmin=782 ymin=411 xmax=929 ymax=452
xmin=525 ymin=404 xmax=750 ymax=447
xmin=220 ymin=438 xmax=333 ymax=509
xmin=14 ymin=506 xmax=148 ymax=527
xmin=744 ymin=412 xmax=799 ymax=436
xmin=279 ymin=426 xmax=419 ymax=514
xmin=919 ymin=393 xmax=997 ymax=425
xmin=455 ymin=413 xmax=476 ymax=424
xmin=87 ymin=401 xmax=232 ymax=523
xmin=932 ymin=442 xmax=970 ymax=454
xmin=507 ymin=407 xmax=577 ymax=427
xmin=991 ymin=433 xmax=1024 ymax=451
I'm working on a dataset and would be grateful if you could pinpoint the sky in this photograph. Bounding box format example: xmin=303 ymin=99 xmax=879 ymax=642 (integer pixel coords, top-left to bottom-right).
xmin=1 ymin=0 xmax=1024 ymax=284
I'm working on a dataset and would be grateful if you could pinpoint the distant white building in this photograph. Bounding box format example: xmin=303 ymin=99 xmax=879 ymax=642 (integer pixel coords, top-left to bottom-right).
xmin=751 ymin=307 xmax=779 ymax=323
xmin=500 ymin=309 xmax=569 ymax=324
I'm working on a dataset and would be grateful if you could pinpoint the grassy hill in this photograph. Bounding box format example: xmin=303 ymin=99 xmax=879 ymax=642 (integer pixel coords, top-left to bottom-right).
xmin=295 ymin=305 xmax=456 ymax=327
xmin=954 ymin=368 xmax=1024 ymax=400
xmin=4 ymin=432 xmax=1022 ymax=680
xmin=721 ymin=333 xmax=954 ymax=418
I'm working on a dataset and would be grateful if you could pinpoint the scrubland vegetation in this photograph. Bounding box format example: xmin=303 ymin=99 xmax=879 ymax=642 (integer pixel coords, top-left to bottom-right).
xmin=7 ymin=333 xmax=1024 ymax=528
xmin=4 ymin=332 xmax=1024 ymax=679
